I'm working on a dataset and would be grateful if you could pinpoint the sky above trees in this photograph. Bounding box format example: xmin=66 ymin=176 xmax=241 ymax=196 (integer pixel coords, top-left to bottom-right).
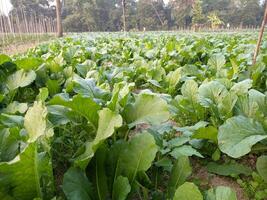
xmin=0 ymin=0 xmax=13 ymax=15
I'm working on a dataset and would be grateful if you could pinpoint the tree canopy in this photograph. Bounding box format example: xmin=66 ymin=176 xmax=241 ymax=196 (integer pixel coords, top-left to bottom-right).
xmin=9 ymin=0 xmax=264 ymax=31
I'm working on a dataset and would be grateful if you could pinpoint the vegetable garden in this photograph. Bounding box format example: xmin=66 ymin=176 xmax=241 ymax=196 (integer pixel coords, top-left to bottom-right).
xmin=0 ymin=32 xmax=267 ymax=200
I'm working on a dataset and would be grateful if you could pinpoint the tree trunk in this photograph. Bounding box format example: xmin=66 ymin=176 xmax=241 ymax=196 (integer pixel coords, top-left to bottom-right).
xmin=122 ymin=0 xmax=126 ymax=32
xmin=56 ymin=0 xmax=63 ymax=37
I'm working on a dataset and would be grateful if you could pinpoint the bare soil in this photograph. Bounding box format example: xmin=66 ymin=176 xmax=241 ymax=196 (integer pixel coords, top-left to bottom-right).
xmin=192 ymin=162 xmax=249 ymax=200
xmin=1 ymin=42 xmax=39 ymax=55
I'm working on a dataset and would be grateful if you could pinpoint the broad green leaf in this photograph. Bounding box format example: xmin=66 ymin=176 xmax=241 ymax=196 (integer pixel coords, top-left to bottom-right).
xmin=0 ymin=54 xmax=11 ymax=65
xmin=168 ymin=156 xmax=192 ymax=198
xmin=170 ymin=145 xmax=203 ymax=158
xmin=198 ymin=81 xmax=227 ymax=108
xmin=230 ymin=79 xmax=252 ymax=96
xmin=124 ymin=93 xmax=170 ymax=128
xmin=37 ymin=88 xmax=49 ymax=102
xmin=218 ymin=116 xmax=267 ymax=158
xmin=3 ymin=101 xmax=28 ymax=114
xmin=256 ymin=155 xmax=267 ymax=182
xmin=50 ymin=94 xmax=101 ymax=127
xmin=63 ymin=167 xmax=93 ymax=200
xmin=119 ymin=132 xmax=158 ymax=184
xmin=173 ymin=182 xmax=203 ymax=200
xmin=235 ymin=89 xmax=266 ymax=120
xmin=0 ymin=94 xmax=4 ymax=103
xmin=88 ymin=146 xmax=109 ymax=200
xmin=108 ymin=82 xmax=135 ymax=111
xmin=175 ymin=121 xmax=208 ymax=136
xmin=47 ymin=53 xmax=65 ymax=73
xmin=0 ymin=113 xmax=24 ymax=127
xmin=0 ymin=127 xmax=21 ymax=162
xmin=46 ymin=79 xmax=60 ymax=96
xmin=75 ymin=108 xmax=122 ymax=169
xmin=15 ymin=57 xmax=42 ymax=70
xmin=112 ymin=176 xmax=131 ymax=200
xmin=207 ymin=162 xmax=252 ymax=176
xmin=167 ymin=136 xmax=190 ymax=149
xmin=0 ymin=143 xmax=54 ymax=200
xmin=192 ymin=126 xmax=218 ymax=143
xmin=206 ymin=186 xmax=237 ymax=200
xmin=218 ymin=91 xmax=237 ymax=119
xmin=181 ymin=80 xmax=198 ymax=101
xmin=155 ymin=157 xmax=173 ymax=171
xmin=47 ymin=105 xmax=74 ymax=126
xmin=208 ymin=54 xmax=226 ymax=71
xmin=76 ymin=60 xmax=97 ymax=78
xmin=24 ymin=101 xmax=52 ymax=143
xmin=73 ymin=76 xmax=110 ymax=101
xmin=107 ymin=140 xmax=128 ymax=190
xmin=166 ymin=68 xmax=182 ymax=93
xmin=6 ymin=70 xmax=36 ymax=91
xmin=94 ymin=108 xmax=122 ymax=144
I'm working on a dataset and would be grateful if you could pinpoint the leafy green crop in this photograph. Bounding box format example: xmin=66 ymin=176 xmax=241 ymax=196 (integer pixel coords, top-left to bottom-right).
xmin=0 ymin=32 xmax=267 ymax=199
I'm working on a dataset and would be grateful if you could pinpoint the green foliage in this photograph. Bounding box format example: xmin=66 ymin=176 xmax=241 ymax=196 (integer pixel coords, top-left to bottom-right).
xmin=62 ymin=167 xmax=93 ymax=200
xmin=256 ymin=156 xmax=267 ymax=182
xmin=0 ymin=32 xmax=266 ymax=199
xmin=206 ymin=186 xmax=237 ymax=200
xmin=173 ymin=182 xmax=203 ymax=200
xmin=207 ymin=161 xmax=252 ymax=176
xmin=218 ymin=116 xmax=267 ymax=158
xmin=192 ymin=0 xmax=206 ymax=24
xmin=168 ymin=156 xmax=192 ymax=198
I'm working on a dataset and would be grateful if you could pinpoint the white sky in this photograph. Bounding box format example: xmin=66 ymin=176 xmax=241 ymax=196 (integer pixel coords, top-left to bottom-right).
xmin=0 ymin=0 xmax=13 ymax=16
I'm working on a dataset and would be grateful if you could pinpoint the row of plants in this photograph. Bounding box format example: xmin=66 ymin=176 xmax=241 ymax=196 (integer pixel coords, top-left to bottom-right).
xmin=0 ymin=33 xmax=267 ymax=199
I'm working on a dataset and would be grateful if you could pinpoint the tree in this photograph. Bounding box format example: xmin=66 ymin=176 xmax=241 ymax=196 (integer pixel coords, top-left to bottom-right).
xmin=192 ymin=0 xmax=205 ymax=25
xmin=122 ymin=0 xmax=126 ymax=31
xmin=169 ymin=0 xmax=194 ymax=28
xmin=137 ymin=0 xmax=168 ymax=30
xmin=56 ymin=0 xmax=63 ymax=37
xmin=10 ymin=0 xmax=55 ymax=17
xmin=208 ymin=12 xmax=224 ymax=29
xmin=62 ymin=0 xmax=97 ymax=32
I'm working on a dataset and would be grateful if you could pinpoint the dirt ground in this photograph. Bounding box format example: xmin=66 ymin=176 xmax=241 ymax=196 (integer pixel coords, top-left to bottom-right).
xmin=1 ymin=42 xmax=40 ymax=55
xmin=193 ymin=162 xmax=249 ymax=200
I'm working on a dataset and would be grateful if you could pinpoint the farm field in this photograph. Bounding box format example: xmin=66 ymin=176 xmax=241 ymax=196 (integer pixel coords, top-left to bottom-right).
xmin=0 ymin=32 xmax=267 ymax=200
xmin=0 ymin=33 xmax=55 ymax=55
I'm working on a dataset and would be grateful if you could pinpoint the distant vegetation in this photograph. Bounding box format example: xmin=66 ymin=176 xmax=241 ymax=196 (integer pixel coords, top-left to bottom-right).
xmin=8 ymin=0 xmax=265 ymax=32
